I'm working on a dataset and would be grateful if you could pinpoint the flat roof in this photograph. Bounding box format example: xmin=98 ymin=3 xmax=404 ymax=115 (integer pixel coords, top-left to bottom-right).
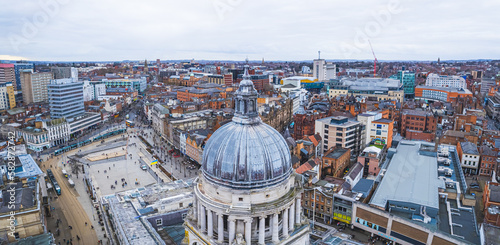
xmin=370 ymin=141 xmax=439 ymax=210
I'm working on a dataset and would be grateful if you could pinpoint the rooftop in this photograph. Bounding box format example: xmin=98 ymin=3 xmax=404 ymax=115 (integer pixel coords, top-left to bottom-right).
xmin=460 ymin=141 xmax=479 ymax=155
xmin=370 ymin=141 xmax=439 ymax=210
xmin=325 ymin=148 xmax=349 ymax=159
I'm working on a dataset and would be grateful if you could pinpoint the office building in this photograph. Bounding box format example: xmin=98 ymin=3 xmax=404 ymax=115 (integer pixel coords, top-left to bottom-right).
xmin=20 ymin=69 xmax=52 ymax=105
xmin=315 ymin=116 xmax=365 ymax=157
xmin=357 ymin=112 xmax=382 ymax=146
xmin=329 ymin=78 xmax=404 ymax=103
xmin=425 ymin=73 xmax=466 ymax=89
xmin=398 ymin=70 xmax=415 ymax=98
xmin=313 ymin=58 xmax=326 ymax=81
xmin=0 ymin=82 xmax=16 ymax=110
xmin=400 ymin=109 xmax=437 ymax=142
xmin=185 ymin=67 xmax=310 ymax=245
xmin=51 ymin=67 xmax=78 ymax=81
xmin=368 ymin=119 xmax=394 ymax=148
xmin=14 ymin=63 xmax=34 ymax=91
xmin=486 ymin=91 xmax=500 ymax=120
xmin=325 ymin=62 xmax=337 ymax=80
xmin=103 ymin=77 xmax=147 ymax=92
xmin=415 ymin=86 xmax=472 ymax=102
xmin=48 ymin=79 xmax=84 ymax=119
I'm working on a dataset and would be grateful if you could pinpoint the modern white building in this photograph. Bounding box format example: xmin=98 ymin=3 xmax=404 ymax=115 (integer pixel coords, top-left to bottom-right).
xmin=425 ymin=73 xmax=466 ymax=89
xmin=357 ymin=112 xmax=382 ymax=146
xmin=83 ymin=81 xmax=94 ymax=101
xmin=43 ymin=118 xmax=70 ymax=147
xmin=325 ymin=62 xmax=337 ymax=80
xmin=184 ymin=67 xmax=310 ymax=245
xmin=313 ymin=58 xmax=326 ymax=81
xmin=48 ymin=79 xmax=85 ymax=119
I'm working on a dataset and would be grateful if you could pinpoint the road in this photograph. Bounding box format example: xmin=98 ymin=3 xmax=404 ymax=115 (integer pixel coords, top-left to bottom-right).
xmin=42 ymin=155 xmax=99 ymax=244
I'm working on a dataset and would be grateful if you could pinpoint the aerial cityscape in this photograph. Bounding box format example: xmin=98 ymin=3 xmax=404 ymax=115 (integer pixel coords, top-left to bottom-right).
xmin=1 ymin=1 xmax=500 ymax=245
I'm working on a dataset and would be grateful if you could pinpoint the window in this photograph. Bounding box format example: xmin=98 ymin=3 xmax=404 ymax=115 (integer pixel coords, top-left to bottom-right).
xmin=327 ymin=208 xmax=330 ymax=212
xmin=376 ymin=124 xmax=382 ymax=129
xmin=410 ymin=208 xmax=416 ymax=211
xmin=305 ymin=193 xmax=308 ymax=197
xmin=239 ymin=197 xmax=243 ymax=201
xmin=321 ymin=197 xmax=324 ymax=202
xmin=179 ymin=203 xmax=183 ymax=208
xmin=305 ymin=201 xmax=308 ymax=206
xmin=156 ymin=219 xmax=162 ymax=226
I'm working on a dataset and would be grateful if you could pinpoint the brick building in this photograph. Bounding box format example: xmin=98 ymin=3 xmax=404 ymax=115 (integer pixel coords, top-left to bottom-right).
xmin=479 ymin=146 xmax=498 ymax=177
xmin=321 ymin=147 xmax=350 ymax=178
xmin=483 ymin=182 xmax=500 ymax=226
xmin=400 ymin=109 xmax=437 ymax=142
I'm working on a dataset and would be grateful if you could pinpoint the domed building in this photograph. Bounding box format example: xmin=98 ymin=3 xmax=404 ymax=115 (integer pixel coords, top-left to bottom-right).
xmin=183 ymin=66 xmax=310 ymax=245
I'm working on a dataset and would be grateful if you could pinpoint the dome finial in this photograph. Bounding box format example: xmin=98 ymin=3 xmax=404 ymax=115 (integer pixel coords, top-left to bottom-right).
xmin=243 ymin=64 xmax=250 ymax=80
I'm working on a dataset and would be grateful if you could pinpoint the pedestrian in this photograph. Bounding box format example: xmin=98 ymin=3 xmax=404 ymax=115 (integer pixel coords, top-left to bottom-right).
xmin=91 ymin=225 xmax=94 ymax=229
xmin=85 ymin=222 xmax=87 ymax=226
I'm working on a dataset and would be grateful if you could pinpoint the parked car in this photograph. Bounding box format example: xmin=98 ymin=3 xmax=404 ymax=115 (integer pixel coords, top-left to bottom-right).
xmin=141 ymin=164 xmax=148 ymax=170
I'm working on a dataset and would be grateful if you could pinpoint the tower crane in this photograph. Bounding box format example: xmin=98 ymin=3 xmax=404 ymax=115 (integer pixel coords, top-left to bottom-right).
xmin=368 ymin=40 xmax=377 ymax=77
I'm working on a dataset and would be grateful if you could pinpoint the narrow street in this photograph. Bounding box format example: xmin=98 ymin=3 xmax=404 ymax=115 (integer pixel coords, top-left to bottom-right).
xmin=41 ymin=156 xmax=99 ymax=245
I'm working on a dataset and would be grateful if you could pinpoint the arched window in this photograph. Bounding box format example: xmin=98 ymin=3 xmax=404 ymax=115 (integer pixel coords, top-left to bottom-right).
xmin=249 ymin=100 xmax=254 ymax=112
xmin=243 ymin=100 xmax=248 ymax=114
xmin=240 ymin=100 xmax=245 ymax=114
xmin=235 ymin=99 xmax=239 ymax=112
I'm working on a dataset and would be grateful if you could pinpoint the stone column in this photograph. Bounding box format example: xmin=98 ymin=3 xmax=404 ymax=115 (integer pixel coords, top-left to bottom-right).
xmin=197 ymin=203 xmax=201 ymax=228
xmin=283 ymin=208 xmax=289 ymax=238
xmin=229 ymin=216 xmax=236 ymax=245
xmin=295 ymin=198 xmax=301 ymax=225
xmin=272 ymin=213 xmax=279 ymax=243
xmin=244 ymin=218 xmax=252 ymax=245
xmin=289 ymin=202 xmax=295 ymax=232
xmin=200 ymin=205 xmax=206 ymax=233
xmin=258 ymin=216 xmax=266 ymax=245
xmin=218 ymin=213 xmax=224 ymax=243
xmin=193 ymin=197 xmax=198 ymax=219
xmin=207 ymin=209 xmax=213 ymax=238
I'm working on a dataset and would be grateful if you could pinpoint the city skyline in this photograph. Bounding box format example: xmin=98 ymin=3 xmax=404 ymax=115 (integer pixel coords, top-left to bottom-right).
xmin=1 ymin=0 xmax=500 ymax=61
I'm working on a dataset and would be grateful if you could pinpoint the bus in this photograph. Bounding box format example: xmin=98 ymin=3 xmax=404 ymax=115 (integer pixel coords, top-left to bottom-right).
xmin=126 ymin=120 xmax=135 ymax=128
xmin=46 ymin=169 xmax=61 ymax=195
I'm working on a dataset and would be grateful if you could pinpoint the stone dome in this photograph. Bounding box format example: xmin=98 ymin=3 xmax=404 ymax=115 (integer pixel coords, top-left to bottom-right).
xmin=201 ymin=66 xmax=292 ymax=189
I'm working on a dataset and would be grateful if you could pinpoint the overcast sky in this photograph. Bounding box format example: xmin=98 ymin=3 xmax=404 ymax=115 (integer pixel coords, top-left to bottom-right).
xmin=1 ymin=0 xmax=499 ymax=62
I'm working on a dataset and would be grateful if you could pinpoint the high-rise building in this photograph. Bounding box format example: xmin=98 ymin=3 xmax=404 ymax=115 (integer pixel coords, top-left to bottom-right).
xmin=0 ymin=64 xmax=15 ymax=89
xmin=184 ymin=66 xmax=310 ymax=245
xmin=315 ymin=116 xmax=365 ymax=157
xmin=325 ymin=62 xmax=337 ymax=80
xmin=313 ymin=58 xmax=326 ymax=81
xmin=425 ymin=73 xmax=466 ymax=89
xmin=0 ymin=82 xmax=16 ymax=110
xmin=20 ymin=69 xmax=52 ymax=105
xmin=48 ymin=79 xmax=84 ymax=119
xmin=14 ymin=63 xmax=34 ymax=91
xmin=51 ymin=67 xmax=78 ymax=81
xmin=398 ymin=70 xmax=415 ymax=98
